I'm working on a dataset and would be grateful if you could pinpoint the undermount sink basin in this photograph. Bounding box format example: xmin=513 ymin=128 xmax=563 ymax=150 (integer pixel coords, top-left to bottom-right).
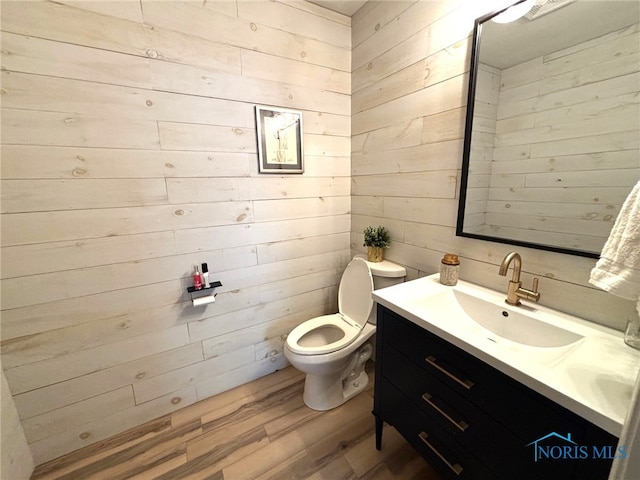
xmin=417 ymin=285 xmax=585 ymax=349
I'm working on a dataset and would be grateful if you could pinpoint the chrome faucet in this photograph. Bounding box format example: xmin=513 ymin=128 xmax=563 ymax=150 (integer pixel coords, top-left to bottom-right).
xmin=498 ymin=252 xmax=540 ymax=306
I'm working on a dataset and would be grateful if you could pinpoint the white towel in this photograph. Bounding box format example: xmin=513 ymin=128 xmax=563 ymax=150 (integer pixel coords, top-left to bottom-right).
xmin=590 ymin=181 xmax=640 ymax=315
xmin=596 ymin=182 xmax=640 ymax=480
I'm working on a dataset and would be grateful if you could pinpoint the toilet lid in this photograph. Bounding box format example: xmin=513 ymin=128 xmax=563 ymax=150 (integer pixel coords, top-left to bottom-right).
xmin=338 ymin=257 xmax=374 ymax=329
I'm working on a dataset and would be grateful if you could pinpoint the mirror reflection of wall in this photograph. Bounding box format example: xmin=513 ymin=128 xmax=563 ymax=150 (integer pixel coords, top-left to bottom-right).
xmin=461 ymin=0 xmax=640 ymax=257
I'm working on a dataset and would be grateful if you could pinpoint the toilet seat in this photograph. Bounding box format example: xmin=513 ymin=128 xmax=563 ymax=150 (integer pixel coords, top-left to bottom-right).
xmin=286 ymin=258 xmax=374 ymax=356
xmin=286 ymin=313 xmax=361 ymax=355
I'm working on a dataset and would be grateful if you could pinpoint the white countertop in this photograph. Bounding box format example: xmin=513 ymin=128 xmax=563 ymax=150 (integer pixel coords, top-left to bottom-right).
xmin=372 ymin=274 xmax=640 ymax=437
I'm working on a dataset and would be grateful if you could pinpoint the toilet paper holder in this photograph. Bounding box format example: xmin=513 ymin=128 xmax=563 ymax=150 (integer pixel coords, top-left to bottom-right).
xmin=187 ymin=280 xmax=222 ymax=307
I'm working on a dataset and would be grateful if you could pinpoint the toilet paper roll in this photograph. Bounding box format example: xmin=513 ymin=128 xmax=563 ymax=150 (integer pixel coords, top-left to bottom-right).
xmin=192 ymin=295 xmax=215 ymax=307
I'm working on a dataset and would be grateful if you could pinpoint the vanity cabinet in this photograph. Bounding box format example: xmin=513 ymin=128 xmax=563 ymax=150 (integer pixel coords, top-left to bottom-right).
xmin=373 ymin=305 xmax=618 ymax=480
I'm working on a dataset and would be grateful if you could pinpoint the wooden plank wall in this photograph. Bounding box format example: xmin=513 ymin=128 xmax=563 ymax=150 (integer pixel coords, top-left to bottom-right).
xmin=0 ymin=0 xmax=351 ymax=465
xmin=484 ymin=24 xmax=640 ymax=252
xmin=1 ymin=369 xmax=34 ymax=479
xmin=351 ymin=1 xmax=638 ymax=333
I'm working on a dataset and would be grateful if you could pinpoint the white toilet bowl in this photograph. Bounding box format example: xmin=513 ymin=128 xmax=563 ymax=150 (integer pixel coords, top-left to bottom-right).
xmin=284 ymin=256 xmax=406 ymax=410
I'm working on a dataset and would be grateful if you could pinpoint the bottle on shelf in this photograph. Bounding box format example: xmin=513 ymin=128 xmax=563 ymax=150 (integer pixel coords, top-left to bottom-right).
xmin=193 ymin=265 xmax=203 ymax=290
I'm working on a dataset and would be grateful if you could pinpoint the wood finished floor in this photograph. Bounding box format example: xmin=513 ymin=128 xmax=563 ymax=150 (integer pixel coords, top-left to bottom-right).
xmin=31 ymin=364 xmax=442 ymax=480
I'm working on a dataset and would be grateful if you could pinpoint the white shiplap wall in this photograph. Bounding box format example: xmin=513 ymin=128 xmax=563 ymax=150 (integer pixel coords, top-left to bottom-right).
xmin=1 ymin=0 xmax=351 ymax=465
xmin=351 ymin=1 xmax=638 ymax=333
xmin=1 ymin=369 xmax=34 ymax=480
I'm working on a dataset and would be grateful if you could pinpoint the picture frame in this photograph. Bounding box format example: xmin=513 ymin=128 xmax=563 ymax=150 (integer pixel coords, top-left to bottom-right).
xmin=255 ymin=105 xmax=304 ymax=174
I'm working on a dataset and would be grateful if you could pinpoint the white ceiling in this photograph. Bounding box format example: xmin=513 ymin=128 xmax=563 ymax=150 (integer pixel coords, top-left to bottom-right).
xmin=481 ymin=0 xmax=640 ymax=69
xmin=307 ymin=0 xmax=368 ymax=17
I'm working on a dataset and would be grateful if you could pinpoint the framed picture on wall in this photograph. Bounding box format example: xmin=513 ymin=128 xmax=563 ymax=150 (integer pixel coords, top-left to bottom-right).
xmin=255 ymin=105 xmax=304 ymax=174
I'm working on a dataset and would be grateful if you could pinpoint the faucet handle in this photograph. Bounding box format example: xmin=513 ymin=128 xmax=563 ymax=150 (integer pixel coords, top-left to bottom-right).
xmin=523 ymin=277 xmax=541 ymax=303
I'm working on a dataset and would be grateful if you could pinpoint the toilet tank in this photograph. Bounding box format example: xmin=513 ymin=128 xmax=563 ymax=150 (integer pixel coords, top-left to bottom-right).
xmin=354 ymin=254 xmax=406 ymax=325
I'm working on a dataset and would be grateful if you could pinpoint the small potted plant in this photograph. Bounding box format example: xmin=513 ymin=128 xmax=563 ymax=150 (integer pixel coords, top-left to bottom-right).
xmin=363 ymin=225 xmax=391 ymax=262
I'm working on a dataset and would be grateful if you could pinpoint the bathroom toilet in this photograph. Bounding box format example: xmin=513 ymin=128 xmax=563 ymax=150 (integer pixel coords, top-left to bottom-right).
xmin=284 ymin=255 xmax=406 ymax=410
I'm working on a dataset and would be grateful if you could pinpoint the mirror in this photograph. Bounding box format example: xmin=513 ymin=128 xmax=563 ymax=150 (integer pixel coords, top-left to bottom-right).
xmin=457 ymin=0 xmax=640 ymax=258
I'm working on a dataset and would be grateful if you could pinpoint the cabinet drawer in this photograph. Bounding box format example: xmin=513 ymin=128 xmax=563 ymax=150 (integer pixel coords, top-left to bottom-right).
xmin=382 ymin=342 xmax=577 ymax=480
xmin=378 ymin=376 xmax=495 ymax=480
xmin=382 ymin=307 xmax=583 ymax=442
xmin=383 ymin=342 xmax=495 ymax=438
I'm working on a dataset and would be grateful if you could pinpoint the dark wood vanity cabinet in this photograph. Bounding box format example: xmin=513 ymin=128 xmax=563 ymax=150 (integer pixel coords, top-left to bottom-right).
xmin=373 ymin=305 xmax=618 ymax=480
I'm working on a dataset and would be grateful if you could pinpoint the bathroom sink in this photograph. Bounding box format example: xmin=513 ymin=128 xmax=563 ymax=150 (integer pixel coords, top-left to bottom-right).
xmin=450 ymin=290 xmax=583 ymax=347
xmin=413 ymin=284 xmax=585 ymax=349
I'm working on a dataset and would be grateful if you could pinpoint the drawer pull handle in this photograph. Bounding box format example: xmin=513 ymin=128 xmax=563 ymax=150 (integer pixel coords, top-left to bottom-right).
xmin=422 ymin=393 xmax=469 ymax=432
xmin=425 ymin=356 xmax=475 ymax=390
xmin=418 ymin=431 xmax=464 ymax=476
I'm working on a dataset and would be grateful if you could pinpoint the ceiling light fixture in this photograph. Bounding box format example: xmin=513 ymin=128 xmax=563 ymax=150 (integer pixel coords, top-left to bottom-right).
xmin=493 ymin=0 xmax=536 ymax=23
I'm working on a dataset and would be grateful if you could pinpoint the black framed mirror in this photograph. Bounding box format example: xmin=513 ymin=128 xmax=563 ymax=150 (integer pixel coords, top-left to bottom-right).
xmin=457 ymin=0 xmax=640 ymax=258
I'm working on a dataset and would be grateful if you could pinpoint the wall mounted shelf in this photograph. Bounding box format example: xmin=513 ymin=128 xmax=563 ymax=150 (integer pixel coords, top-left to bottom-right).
xmin=187 ymin=280 xmax=222 ymax=306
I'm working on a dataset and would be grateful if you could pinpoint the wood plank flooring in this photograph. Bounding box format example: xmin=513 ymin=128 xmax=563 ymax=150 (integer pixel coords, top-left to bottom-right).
xmin=31 ymin=364 xmax=441 ymax=480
